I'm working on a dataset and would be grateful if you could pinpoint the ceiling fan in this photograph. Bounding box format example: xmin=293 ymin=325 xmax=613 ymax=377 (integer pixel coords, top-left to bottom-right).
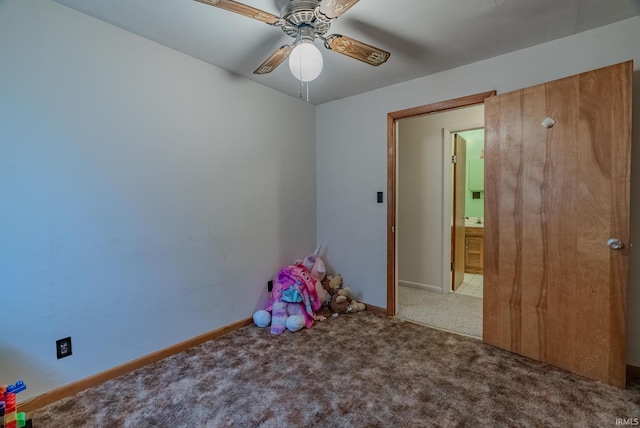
xmin=194 ymin=0 xmax=390 ymax=81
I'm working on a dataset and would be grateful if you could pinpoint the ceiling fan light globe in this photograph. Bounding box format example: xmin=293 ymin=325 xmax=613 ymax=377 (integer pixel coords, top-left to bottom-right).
xmin=288 ymin=41 xmax=323 ymax=82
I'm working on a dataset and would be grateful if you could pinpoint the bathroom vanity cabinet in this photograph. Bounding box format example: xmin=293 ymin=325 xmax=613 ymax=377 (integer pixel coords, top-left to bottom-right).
xmin=464 ymin=227 xmax=484 ymax=274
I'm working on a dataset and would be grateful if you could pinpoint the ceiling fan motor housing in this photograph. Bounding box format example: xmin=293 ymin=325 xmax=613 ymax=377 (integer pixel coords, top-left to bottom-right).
xmin=278 ymin=0 xmax=331 ymax=38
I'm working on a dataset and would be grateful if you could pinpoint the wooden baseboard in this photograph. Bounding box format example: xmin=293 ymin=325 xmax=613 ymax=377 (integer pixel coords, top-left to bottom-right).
xmin=19 ymin=317 xmax=253 ymax=413
xmin=628 ymin=365 xmax=640 ymax=382
xmin=398 ymin=280 xmax=441 ymax=294
xmin=364 ymin=303 xmax=387 ymax=316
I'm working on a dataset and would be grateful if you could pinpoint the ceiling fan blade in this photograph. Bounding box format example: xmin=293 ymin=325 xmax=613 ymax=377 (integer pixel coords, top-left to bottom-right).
xmin=324 ymin=35 xmax=390 ymax=66
xmin=253 ymin=45 xmax=294 ymax=74
xmin=193 ymin=0 xmax=280 ymax=25
xmin=316 ymin=0 xmax=360 ymax=20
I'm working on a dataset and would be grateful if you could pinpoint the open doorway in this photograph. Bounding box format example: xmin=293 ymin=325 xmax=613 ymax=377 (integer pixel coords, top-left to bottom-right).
xmin=388 ymin=62 xmax=631 ymax=386
xmin=386 ymin=92 xmax=494 ymax=338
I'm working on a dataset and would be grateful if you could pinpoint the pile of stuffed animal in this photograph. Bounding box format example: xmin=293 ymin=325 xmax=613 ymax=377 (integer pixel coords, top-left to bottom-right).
xmin=253 ymin=247 xmax=366 ymax=334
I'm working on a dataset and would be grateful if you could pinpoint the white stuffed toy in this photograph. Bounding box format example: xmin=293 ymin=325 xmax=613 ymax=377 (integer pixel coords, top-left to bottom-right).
xmin=252 ymin=304 xmax=306 ymax=332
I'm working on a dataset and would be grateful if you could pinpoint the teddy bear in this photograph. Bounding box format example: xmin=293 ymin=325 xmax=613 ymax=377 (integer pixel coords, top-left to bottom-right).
xmin=322 ymin=274 xmax=366 ymax=314
xmin=321 ymin=274 xmax=342 ymax=297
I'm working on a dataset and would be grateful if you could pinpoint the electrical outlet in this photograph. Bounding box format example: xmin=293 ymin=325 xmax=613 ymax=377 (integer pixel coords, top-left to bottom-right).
xmin=56 ymin=337 xmax=72 ymax=359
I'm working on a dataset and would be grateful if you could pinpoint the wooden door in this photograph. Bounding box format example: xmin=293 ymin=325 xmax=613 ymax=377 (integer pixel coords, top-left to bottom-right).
xmin=483 ymin=61 xmax=632 ymax=387
xmin=452 ymin=134 xmax=467 ymax=290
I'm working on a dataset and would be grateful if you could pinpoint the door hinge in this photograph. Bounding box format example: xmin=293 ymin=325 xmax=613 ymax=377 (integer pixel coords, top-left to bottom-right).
xmin=451 ymin=155 xmax=457 ymax=164
xmin=451 ymin=262 xmax=454 ymax=271
xmin=392 ymin=225 xmax=396 ymax=233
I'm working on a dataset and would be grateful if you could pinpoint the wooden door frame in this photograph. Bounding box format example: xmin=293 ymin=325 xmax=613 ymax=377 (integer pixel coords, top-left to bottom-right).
xmin=386 ymin=91 xmax=495 ymax=316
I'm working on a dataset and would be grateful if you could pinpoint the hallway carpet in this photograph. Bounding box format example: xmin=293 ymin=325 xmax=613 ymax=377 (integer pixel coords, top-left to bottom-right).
xmin=397 ymin=285 xmax=483 ymax=338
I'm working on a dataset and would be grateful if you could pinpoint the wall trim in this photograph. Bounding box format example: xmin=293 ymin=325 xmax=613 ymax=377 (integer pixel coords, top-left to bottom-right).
xmin=19 ymin=317 xmax=253 ymax=413
xmin=363 ymin=303 xmax=387 ymax=316
xmin=399 ymin=280 xmax=442 ymax=294
xmin=628 ymin=365 xmax=640 ymax=383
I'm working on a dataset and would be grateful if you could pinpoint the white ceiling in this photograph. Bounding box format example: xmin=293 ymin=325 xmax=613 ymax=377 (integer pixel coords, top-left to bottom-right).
xmin=51 ymin=0 xmax=640 ymax=105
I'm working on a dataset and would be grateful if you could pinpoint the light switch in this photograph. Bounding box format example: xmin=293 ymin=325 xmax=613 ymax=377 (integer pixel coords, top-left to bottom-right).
xmin=377 ymin=192 xmax=383 ymax=203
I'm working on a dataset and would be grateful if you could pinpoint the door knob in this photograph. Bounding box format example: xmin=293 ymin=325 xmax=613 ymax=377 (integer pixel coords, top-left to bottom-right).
xmin=607 ymin=239 xmax=624 ymax=250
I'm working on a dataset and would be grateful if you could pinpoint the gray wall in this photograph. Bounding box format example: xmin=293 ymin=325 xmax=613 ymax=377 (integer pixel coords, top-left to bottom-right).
xmin=0 ymin=0 xmax=316 ymax=400
xmin=316 ymin=16 xmax=640 ymax=365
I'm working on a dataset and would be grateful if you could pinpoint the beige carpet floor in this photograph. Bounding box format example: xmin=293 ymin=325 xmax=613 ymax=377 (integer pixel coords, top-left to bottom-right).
xmin=31 ymin=310 xmax=639 ymax=427
xmin=397 ymin=285 xmax=483 ymax=338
